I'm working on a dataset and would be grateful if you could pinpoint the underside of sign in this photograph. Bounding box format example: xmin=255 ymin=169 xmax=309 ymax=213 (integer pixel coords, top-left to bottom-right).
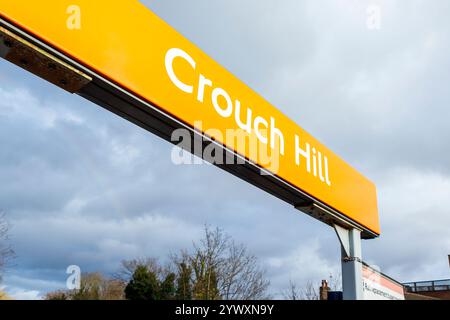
xmin=0 ymin=26 xmax=91 ymax=92
xmin=0 ymin=3 xmax=379 ymax=239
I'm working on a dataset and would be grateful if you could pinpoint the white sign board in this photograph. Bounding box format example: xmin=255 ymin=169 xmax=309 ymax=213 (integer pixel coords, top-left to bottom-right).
xmin=362 ymin=265 xmax=405 ymax=300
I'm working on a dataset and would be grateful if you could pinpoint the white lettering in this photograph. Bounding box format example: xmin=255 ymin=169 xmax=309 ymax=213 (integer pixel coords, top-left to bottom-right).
xmin=197 ymin=74 xmax=212 ymax=102
xmin=212 ymin=87 xmax=233 ymax=118
xmin=295 ymin=135 xmax=311 ymax=173
xmin=235 ymin=100 xmax=252 ymax=133
xmin=270 ymin=117 xmax=285 ymax=155
xmin=165 ymin=48 xmax=196 ymax=93
xmin=254 ymin=116 xmax=268 ymax=144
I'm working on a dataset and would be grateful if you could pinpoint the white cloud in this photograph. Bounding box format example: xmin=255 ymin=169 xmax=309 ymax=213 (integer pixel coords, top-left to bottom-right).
xmin=365 ymin=167 xmax=450 ymax=281
xmin=0 ymin=87 xmax=84 ymax=128
xmin=267 ymin=239 xmax=340 ymax=294
xmin=1 ymin=274 xmax=65 ymax=300
xmin=8 ymin=289 xmax=41 ymax=300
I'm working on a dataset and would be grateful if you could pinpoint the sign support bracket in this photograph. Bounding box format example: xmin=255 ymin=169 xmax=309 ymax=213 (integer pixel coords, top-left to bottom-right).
xmin=334 ymin=224 xmax=363 ymax=300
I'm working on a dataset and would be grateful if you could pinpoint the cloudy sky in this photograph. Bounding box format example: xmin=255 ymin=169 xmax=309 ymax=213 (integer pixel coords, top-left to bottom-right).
xmin=1 ymin=0 xmax=450 ymax=299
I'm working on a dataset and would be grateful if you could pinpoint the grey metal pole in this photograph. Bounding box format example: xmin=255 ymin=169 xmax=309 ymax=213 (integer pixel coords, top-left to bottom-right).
xmin=334 ymin=225 xmax=363 ymax=300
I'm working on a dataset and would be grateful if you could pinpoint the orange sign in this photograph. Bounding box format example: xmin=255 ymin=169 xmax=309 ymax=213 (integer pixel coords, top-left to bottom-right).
xmin=0 ymin=1 xmax=380 ymax=235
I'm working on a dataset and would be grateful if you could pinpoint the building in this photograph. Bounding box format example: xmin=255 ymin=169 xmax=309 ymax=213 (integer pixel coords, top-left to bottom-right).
xmin=403 ymin=279 xmax=450 ymax=300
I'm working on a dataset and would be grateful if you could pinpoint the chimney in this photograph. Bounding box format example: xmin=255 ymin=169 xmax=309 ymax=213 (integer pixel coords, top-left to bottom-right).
xmin=320 ymin=280 xmax=330 ymax=300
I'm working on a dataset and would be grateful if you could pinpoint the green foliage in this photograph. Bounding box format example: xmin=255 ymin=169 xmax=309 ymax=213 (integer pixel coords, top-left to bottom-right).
xmin=160 ymin=272 xmax=176 ymax=300
xmin=191 ymin=261 xmax=221 ymax=300
xmin=175 ymin=262 xmax=193 ymax=300
xmin=125 ymin=265 xmax=160 ymax=300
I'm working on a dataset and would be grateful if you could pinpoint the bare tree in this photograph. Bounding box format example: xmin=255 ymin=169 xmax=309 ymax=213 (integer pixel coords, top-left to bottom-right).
xmin=118 ymin=226 xmax=270 ymax=300
xmin=328 ymin=272 xmax=342 ymax=291
xmin=181 ymin=226 xmax=270 ymax=300
xmin=282 ymin=280 xmax=319 ymax=300
xmin=302 ymin=281 xmax=319 ymax=300
xmin=218 ymin=240 xmax=269 ymax=300
xmin=282 ymin=280 xmax=301 ymax=300
xmin=114 ymin=257 xmax=163 ymax=282
xmin=0 ymin=212 xmax=14 ymax=284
